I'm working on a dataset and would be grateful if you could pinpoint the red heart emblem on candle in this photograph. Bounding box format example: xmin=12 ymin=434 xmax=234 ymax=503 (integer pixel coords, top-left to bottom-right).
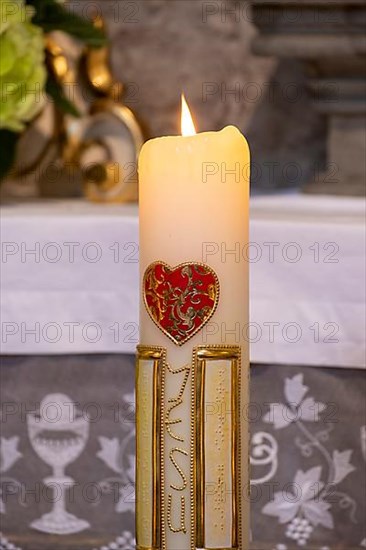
xmin=143 ymin=262 xmax=220 ymax=346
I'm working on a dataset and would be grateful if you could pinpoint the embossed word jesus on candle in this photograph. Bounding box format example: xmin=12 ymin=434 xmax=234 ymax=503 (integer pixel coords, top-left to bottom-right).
xmin=137 ymin=96 xmax=250 ymax=550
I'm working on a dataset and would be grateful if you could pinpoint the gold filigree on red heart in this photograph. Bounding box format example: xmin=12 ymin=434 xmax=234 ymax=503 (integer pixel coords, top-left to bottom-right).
xmin=143 ymin=261 xmax=220 ymax=346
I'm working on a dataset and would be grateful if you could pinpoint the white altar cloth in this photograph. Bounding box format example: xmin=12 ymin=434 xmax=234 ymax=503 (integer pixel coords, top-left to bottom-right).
xmin=1 ymin=195 xmax=365 ymax=368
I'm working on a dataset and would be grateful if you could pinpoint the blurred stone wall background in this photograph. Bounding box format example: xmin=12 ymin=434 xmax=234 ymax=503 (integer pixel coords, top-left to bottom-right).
xmin=73 ymin=0 xmax=327 ymax=192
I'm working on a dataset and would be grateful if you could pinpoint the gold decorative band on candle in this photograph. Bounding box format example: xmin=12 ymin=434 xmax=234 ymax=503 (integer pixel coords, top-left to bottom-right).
xmin=192 ymin=345 xmax=242 ymax=550
xmin=136 ymin=346 xmax=166 ymax=550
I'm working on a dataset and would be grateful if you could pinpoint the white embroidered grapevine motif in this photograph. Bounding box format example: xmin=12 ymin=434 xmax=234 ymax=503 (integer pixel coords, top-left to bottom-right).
xmin=0 ymin=437 xmax=22 ymax=515
xmin=96 ymin=392 xmax=135 ymax=513
xmin=250 ymin=431 xmax=279 ymax=485
xmin=262 ymin=374 xmax=357 ymax=547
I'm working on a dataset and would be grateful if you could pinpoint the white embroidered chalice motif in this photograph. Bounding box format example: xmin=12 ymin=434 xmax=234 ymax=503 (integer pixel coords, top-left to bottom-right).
xmin=27 ymin=393 xmax=90 ymax=535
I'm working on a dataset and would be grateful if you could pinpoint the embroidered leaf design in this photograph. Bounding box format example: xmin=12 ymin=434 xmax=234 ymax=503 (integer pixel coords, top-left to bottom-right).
xmin=0 ymin=437 xmax=22 ymax=473
xmin=332 ymin=450 xmax=356 ymax=484
xmin=285 ymin=374 xmax=308 ymax=407
xmin=264 ymin=375 xmax=326 ymax=430
xmin=263 ymin=403 xmax=296 ymax=430
xmin=262 ymin=491 xmax=298 ymax=524
xmin=263 ymin=466 xmax=334 ymax=530
xmin=299 ymin=397 xmax=326 ymax=422
xmin=302 ymin=499 xmax=334 ymax=528
xmin=294 ymin=466 xmax=324 ymax=499
xmin=97 ymin=436 xmax=122 ymax=474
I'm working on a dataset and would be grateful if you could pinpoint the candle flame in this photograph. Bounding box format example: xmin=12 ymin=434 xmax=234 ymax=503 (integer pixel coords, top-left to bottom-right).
xmin=181 ymin=94 xmax=196 ymax=136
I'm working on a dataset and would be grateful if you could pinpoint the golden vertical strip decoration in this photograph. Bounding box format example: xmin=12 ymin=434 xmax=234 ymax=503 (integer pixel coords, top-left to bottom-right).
xmin=136 ymin=346 xmax=166 ymax=550
xmin=192 ymin=346 xmax=241 ymax=550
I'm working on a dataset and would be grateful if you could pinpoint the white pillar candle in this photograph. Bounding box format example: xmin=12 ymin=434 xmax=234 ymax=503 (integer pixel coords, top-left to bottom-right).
xmin=137 ymin=97 xmax=250 ymax=550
